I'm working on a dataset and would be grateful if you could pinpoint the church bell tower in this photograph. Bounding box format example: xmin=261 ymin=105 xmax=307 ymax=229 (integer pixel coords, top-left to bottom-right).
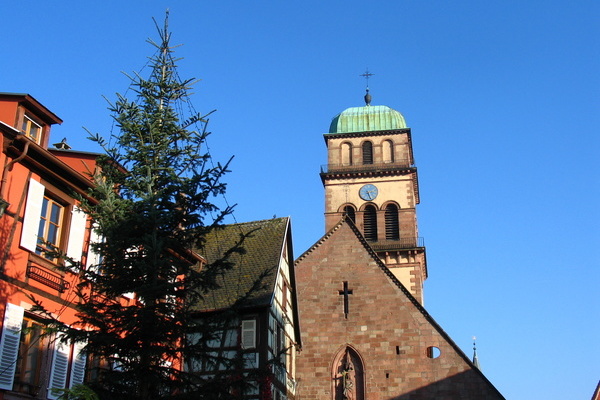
xmin=320 ymin=90 xmax=428 ymax=303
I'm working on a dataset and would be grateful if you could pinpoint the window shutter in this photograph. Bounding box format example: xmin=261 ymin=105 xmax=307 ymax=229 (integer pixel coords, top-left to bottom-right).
xmin=85 ymin=225 xmax=102 ymax=272
xmin=20 ymin=179 xmax=45 ymax=252
xmin=0 ymin=303 xmax=24 ymax=390
xmin=67 ymin=206 xmax=87 ymax=263
xmin=47 ymin=333 xmax=70 ymax=399
xmin=241 ymin=320 xmax=256 ymax=349
xmin=68 ymin=341 xmax=87 ymax=388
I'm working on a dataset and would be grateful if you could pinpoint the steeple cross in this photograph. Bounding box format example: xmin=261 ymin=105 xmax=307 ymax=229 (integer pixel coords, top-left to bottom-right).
xmin=338 ymin=281 xmax=354 ymax=319
xmin=359 ymin=69 xmax=374 ymax=88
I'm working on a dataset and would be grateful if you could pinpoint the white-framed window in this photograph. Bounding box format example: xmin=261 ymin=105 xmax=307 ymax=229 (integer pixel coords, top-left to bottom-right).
xmin=36 ymin=196 xmax=64 ymax=259
xmin=241 ymin=319 xmax=256 ymax=349
xmin=20 ymin=179 xmax=87 ymax=265
xmin=21 ymin=115 xmax=42 ymax=143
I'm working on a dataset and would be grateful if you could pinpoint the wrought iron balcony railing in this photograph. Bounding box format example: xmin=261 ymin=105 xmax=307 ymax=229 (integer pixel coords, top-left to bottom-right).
xmin=321 ymin=159 xmax=413 ymax=174
xmin=26 ymin=264 xmax=70 ymax=292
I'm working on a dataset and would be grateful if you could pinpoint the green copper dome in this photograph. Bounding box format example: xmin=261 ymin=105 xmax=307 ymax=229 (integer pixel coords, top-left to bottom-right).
xmin=329 ymin=105 xmax=407 ymax=134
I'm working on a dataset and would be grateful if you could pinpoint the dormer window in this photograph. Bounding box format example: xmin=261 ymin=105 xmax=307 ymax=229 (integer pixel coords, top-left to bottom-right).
xmin=21 ymin=115 xmax=42 ymax=143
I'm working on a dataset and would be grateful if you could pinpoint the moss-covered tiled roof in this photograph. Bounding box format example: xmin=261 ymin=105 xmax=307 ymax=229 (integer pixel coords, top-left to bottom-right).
xmin=192 ymin=217 xmax=289 ymax=312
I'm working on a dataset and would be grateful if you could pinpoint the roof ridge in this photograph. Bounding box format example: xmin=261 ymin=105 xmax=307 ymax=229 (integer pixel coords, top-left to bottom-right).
xmin=294 ymin=217 xmax=346 ymax=263
xmin=218 ymin=216 xmax=289 ymax=229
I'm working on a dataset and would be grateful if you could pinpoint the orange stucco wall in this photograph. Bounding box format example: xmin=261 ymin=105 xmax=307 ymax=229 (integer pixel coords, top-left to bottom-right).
xmin=0 ymin=96 xmax=90 ymax=332
xmin=0 ymin=100 xmax=19 ymax=127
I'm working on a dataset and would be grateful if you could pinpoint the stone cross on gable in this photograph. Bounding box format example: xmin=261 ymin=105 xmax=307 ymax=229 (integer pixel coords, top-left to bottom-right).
xmin=338 ymin=281 xmax=353 ymax=319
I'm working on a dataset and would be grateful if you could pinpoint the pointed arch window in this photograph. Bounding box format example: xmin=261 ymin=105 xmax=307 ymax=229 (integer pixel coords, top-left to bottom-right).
xmin=343 ymin=205 xmax=356 ymax=223
xmin=341 ymin=142 xmax=352 ymax=166
xmin=363 ymin=205 xmax=378 ymax=241
xmin=385 ymin=204 xmax=400 ymax=240
xmin=362 ymin=141 xmax=373 ymax=165
xmin=382 ymin=140 xmax=394 ymax=163
xmin=332 ymin=347 xmax=365 ymax=400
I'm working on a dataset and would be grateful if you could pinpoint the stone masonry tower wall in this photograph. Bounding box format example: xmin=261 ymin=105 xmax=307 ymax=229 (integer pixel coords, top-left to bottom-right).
xmin=320 ymin=104 xmax=427 ymax=303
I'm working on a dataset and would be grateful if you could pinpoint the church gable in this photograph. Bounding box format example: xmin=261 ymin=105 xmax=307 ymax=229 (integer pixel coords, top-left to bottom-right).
xmin=295 ymin=218 xmax=504 ymax=399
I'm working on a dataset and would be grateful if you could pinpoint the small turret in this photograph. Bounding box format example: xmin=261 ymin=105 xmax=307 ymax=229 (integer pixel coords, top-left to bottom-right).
xmin=472 ymin=336 xmax=481 ymax=370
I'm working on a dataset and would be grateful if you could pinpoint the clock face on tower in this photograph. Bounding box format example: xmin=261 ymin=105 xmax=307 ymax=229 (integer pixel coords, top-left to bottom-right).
xmin=359 ymin=184 xmax=378 ymax=201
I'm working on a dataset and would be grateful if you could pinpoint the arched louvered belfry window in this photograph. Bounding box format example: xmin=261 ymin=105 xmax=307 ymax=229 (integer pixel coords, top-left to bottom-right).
xmin=362 ymin=141 xmax=373 ymax=165
xmin=341 ymin=142 xmax=352 ymax=166
xmin=363 ymin=205 xmax=378 ymax=241
xmin=385 ymin=203 xmax=400 ymax=240
xmin=382 ymin=140 xmax=394 ymax=163
xmin=343 ymin=205 xmax=356 ymax=223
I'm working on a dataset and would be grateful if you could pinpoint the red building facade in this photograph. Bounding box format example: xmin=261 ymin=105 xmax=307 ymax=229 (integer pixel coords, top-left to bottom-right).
xmin=0 ymin=93 xmax=97 ymax=400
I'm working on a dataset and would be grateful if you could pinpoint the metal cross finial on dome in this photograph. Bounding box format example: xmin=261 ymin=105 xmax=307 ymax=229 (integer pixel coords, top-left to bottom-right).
xmin=360 ymin=68 xmax=374 ymax=86
xmin=360 ymin=68 xmax=374 ymax=106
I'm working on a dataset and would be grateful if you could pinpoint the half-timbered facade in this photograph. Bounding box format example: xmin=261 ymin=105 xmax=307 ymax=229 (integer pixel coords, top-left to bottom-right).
xmin=192 ymin=217 xmax=301 ymax=400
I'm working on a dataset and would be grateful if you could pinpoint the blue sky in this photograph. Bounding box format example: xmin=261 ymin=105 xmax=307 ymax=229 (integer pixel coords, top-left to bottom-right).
xmin=2 ymin=1 xmax=598 ymax=398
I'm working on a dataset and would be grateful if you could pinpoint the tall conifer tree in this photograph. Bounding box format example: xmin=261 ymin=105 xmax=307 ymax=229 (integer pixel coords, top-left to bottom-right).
xmin=35 ymin=14 xmax=245 ymax=400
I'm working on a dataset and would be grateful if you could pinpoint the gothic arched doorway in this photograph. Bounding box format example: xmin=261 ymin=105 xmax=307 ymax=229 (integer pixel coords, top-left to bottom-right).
xmin=331 ymin=346 xmax=365 ymax=400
